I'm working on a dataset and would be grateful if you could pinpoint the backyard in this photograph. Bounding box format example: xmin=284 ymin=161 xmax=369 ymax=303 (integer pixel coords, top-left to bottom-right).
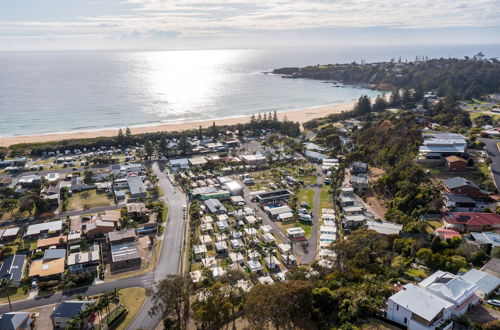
xmin=65 ymin=190 xmax=115 ymax=211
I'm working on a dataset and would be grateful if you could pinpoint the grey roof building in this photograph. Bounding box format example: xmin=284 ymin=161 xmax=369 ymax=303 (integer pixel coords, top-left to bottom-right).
xmin=51 ymin=300 xmax=96 ymax=328
xmin=461 ymin=268 xmax=500 ymax=298
xmin=127 ymin=176 xmax=147 ymax=198
xmin=0 ymin=254 xmax=26 ymax=286
xmin=43 ymin=248 xmax=66 ymax=261
xmin=0 ymin=312 xmax=33 ymax=330
xmin=442 ymin=177 xmax=479 ymax=190
xmin=204 ymin=199 xmax=227 ymax=214
xmin=24 ymin=220 xmax=63 ymax=237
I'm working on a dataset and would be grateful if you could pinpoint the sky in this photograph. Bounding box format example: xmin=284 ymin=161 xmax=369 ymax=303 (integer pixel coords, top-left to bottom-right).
xmin=0 ymin=0 xmax=500 ymax=50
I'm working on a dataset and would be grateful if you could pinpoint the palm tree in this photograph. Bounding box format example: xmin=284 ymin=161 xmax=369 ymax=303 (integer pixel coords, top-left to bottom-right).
xmin=99 ymin=294 xmax=111 ymax=323
xmin=107 ymin=288 xmax=121 ymax=305
xmin=0 ymin=277 xmax=14 ymax=312
xmin=57 ymin=274 xmax=75 ymax=300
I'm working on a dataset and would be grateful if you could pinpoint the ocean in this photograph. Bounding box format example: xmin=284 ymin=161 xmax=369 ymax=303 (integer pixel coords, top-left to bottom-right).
xmin=0 ymin=44 xmax=499 ymax=137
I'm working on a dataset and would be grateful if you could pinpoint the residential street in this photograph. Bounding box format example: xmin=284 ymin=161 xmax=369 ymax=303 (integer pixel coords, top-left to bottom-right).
xmin=0 ymin=161 xmax=187 ymax=330
xmin=480 ymin=138 xmax=500 ymax=190
xmin=127 ymin=162 xmax=187 ymax=330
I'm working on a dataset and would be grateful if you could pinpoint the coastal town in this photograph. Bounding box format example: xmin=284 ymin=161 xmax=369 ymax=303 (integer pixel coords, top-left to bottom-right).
xmin=0 ymin=56 xmax=500 ymax=330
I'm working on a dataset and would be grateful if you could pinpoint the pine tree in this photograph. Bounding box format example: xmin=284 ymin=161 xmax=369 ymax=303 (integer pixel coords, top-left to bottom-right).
xmin=373 ymin=95 xmax=388 ymax=112
xmin=117 ymin=128 xmax=125 ymax=145
xmin=273 ymin=110 xmax=278 ymax=122
xmin=355 ymin=95 xmax=371 ymax=114
xmin=390 ymin=89 xmax=401 ymax=107
xmin=178 ymin=134 xmax=192 ymax=155
xmin=401 ymin=89 xmax=413 ymax=108
xmin=159 ymin=137 xmax=169 ymax=158
xmin=144 ymin=140 xmax=154 ymax=159
xmin=198 ymin=125 xmax=203 ymax=140
xmin=210 ymin=122 xmax=219 ymax=139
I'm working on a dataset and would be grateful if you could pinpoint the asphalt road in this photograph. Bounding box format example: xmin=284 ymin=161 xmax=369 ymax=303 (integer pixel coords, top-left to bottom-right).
xmin=0 ymin=161 xmax=187 ymax=330
xmin=0 ymin=273 xmax=154 ymax=314
xmin=480 ymin=138 xmax=500 ymax=190
xmin=127 ymin=162 xmax=187 ymax=330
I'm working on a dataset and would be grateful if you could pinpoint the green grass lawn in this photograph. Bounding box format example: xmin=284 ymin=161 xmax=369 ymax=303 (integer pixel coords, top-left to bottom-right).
xmin=426 ymin=220 xmax=442 ymax=229
xmin=297 ymin=188 xmax=314 ymax=209
xmin=115 ymin=287 xmax=148 ymax=330
xmin=0 ymin=287 xmax=29 ymax=304
xmin=319 ymin=187 xmax=333 ymax=209
xmin=298 ymin=221 xmax=313 ymax=237
xmin=66 ymin=190 xmax=115 ymax=211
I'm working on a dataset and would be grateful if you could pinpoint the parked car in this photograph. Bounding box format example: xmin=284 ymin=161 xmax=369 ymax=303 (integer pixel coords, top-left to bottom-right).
xmin=487 ymin=299 xmax=500 ymax=307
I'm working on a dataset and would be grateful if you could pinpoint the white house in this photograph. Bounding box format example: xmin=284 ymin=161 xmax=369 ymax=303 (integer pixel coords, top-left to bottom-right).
xmin=386 ymin=270 xmax=479 ymax=329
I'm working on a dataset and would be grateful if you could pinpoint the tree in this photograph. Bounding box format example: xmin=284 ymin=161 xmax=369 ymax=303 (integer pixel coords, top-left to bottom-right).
xmin=144 ymin=140 xmax=155 ymax=159
xmin=197 ymin=125 xmax=203 ymax=140
xmin=372 ymin=94 xmax=388 ymax=112
xmin=149 ymin=275 xmax=191 ymax=330
xmin=492 ymin=246 xmax=500 ymax=258
xmin=117 ymin=128 xmax=125 ymax=145
xmin=390 ymin=89 xmax=401 ymax=107
xmin=0 ymin=278 xmax=14 ymax=312
xmin=83 ymin=170 xmax=94 ymax=185
xmin=58 ymin=274 xmax=76 ymax=299
xmin=0 ymin=198 xmax=17 ymax=213
xmin=178 ymin=134 xmax=192 ymax=155
xmin=210 ymin=122 xmax=219 ymax=140
xmin=244 ymin=281 xmax=314 ymax=329
xmin=159 ymin=137 xmax=169 ymax=158
xmin=192 ymin=282 xmax=233 ymax=328
xmin=354 ymin=95 xmax=371 ymax=115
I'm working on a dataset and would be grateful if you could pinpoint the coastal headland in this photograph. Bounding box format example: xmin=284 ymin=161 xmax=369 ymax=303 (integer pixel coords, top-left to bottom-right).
xmin=0 ymin=102 xmax=354 ymax=147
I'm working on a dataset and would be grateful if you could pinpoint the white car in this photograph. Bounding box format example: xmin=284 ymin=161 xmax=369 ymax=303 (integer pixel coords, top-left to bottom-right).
xmin=487 ymin=299 xmax=500 ymax=307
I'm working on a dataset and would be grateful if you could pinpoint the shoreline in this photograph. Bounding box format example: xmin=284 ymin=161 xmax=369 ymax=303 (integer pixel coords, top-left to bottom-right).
xmin=0 ymin=102 xmax=354 ymax=147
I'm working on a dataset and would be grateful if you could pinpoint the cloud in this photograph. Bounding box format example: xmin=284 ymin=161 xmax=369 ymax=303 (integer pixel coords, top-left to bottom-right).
xmin=0 ymin=0 xmax=499 ymax=49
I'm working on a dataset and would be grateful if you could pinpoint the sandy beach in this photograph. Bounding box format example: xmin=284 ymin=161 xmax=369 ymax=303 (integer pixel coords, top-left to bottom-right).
xmin=0 ymin=102 xmax=354 ymax=147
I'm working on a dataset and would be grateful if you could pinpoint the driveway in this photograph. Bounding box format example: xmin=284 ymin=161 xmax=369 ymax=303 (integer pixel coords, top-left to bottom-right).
xmin=467 ymin=304 xmax=500 ymax=325
xmin=480 ymin=138 xmax=500 ymax=190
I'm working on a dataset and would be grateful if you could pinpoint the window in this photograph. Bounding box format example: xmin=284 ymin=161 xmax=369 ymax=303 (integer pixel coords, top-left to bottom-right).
xmin=396 ymin=305 xmax=399 ymax=311
xmin=404 ymin=317 xmax=407 ymax=324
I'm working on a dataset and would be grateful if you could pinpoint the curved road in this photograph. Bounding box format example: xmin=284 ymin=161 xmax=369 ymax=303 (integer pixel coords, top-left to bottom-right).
xmin=480 ymin=138 xmax=500 ymax=190
xmin=0 ymin=162 xmax=187 ymax=330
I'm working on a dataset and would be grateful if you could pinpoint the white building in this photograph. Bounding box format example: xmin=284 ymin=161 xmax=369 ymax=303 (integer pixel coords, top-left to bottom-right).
xmin=386 ymin=270 xmax=479 ymax=329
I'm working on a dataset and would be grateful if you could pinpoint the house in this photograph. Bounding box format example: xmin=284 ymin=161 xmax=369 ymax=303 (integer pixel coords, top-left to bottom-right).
xmin=443 ymin=194 xmax=482 ymax=212
xmin=204 ymin=199 xmax=227 ymax=214
xmin=254 ymin=189 xmax=291 ymax=203
xmin=386 ymin=270 xmax=479 ymax=329
xmin=441 ymin=177 xmax=487 ymax=199
xmin=108 ymin=229 xmax=141 ymax=271
xmin=45 ymin=172 xmax=61 ymax=185
xmin=43 ymin=249 xmax=66 ymax=261
xmin=461 ymin=269 xmax=500 ymax=298
xmin=343 ymin=214 xmax=368 ymax=229
xmin=445 ymin=156 xmax=468 ymax=172
xmin=169 ymin=158 xmax=189 ymax=171
xmin=0 ymin=255 xmax=26 ymax=286
xmin=126 ymin=202 xmax=147 ymax=216
xmin=0 ymin=227 xmax=20 ymax=242
xmin=304 ymin=150 xmax=327 ymax=163
xmin=68 ymin=245 xmax=100 ymax=274
xmin=193 ymin=245 xmax=208 ymax=260
xmin=319 ymin=234 xmax=336 ymax=248
xmin=86 ymin=220 xmax=115 ymax=238
xmin=0 ymin=312 xmax=34 ymax=330
xmin=435 ymin=228 xmax=461 ymax=241
xmin=224 ymin=181 xmax=243 ymax=196
xmin=443 ymin=212 xmax=500 ymax=232
xmin=287 ymin=227 xmax=306 ymax=240
xmin=36 ymin=236 xmax=67 ymax=250
xmin=127 ymin=176 xmax=147 ymax=198
xmin=188 ymin=156 xmax=208 ymax=167
xmin=28 ymin=257 xmax=65 ymax=280
xmin=24 ymin=220 xmax=63 ymax=238
xmin=215 ymin=241 xmax=228 ymax=253
xmin=465 ymin=232 xmax=500 ymax=248
xmin=277 ymin=212 xmax=294 ymax=223
xmin=366 ymin=220 xmax=403 ymax=235
xmin=419 ymin=133 xmax=467 ymax=159
xmin=343 ymin=205 xmax=364 ymax=216
xmin=265 ymin=205 xmax=293 ymax=218
xmin=350 ymin=162 xmax=368 ymax=174
xmin=350 ymin=174 xmax=369 ymax=192
xmin=42 ymin=186 xmax=61 ymax=206
xmin=247 ymin=260 xmax=263 ymax=273
xmin=481 ymin=258 xmax=500 ymax=278
xmin=241 ymin=154 xmax=267 ymax=165
xmin=18 ymin=175 xmax=42 ymax=188
xmin=51 ymin=300 xmax=96 ymax=329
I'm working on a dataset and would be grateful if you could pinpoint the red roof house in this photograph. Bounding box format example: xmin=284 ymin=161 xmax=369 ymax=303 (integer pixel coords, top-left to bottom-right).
xmin=443 ymin=212 xmax=500 ymax=232
xmin=435 ymin=227 xmax=461 ymax=240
